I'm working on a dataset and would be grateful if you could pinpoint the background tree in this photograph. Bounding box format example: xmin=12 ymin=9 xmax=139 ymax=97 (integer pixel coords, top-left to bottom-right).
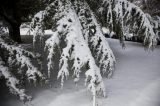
xmin=88 ymin=0 xmax=157 ymax=47
xmin=0 ymin=0 xmax=49 ymax=43
xmin=129 ymin=0 xmax=160 ymax=16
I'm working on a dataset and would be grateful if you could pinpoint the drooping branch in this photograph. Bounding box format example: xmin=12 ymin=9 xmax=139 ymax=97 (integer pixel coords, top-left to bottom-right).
xmin=0 ymin=36 xmax=45 ymax=83
xmin=0 ymin=57 xmax=31 ymax=101
xmin=45 ymin=0 xmax=106 ymax=96
xmin=90 ymin=0 xmax=157 ymax=48
xmin=73 ymin=0 xmax=115 ymax=76
xmin=32 ymin=0 xmax=116 ymax=98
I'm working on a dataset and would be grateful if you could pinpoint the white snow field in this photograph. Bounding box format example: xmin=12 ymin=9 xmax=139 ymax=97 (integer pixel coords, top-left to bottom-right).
xmin=1 ymin=38 xmax=160 ymax=106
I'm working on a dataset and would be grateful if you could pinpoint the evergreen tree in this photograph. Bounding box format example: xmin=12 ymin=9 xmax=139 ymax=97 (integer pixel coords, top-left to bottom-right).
xmin=89 ymin=0 xmax=157 ymax=47
xmin=0 ymin=0 xmax=158 ymax=106
xmin=129 ymin=0 xmax=160 ymax=16
xmin=0 ymin=0 xmax=49 ymax=43
xmin=0 ymin=35 xmax=45 ymax=102
xmin=31 ymin=0 xmax=157 ymax=105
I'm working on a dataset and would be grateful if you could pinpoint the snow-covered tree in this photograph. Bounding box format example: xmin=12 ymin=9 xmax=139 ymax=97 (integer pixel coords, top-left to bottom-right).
xmin=0 ymin=35 xmax=45 ymax=102
xmin=31 ymin=0 xmax=116 ymax=105
xmin=129 ymin=0 xmax=160 ymax=16
xmin=31 ymin=0 xmax=157 ymax=105
xmin=147 ymin=15 xmax=160 ymax=42
xmin=90 ymin=0 xmax=157 ymax=48
xmin=128 ymin=0 xmax=160 ymax=43
xmin=0 ymin=0 xmax=158 ymax=106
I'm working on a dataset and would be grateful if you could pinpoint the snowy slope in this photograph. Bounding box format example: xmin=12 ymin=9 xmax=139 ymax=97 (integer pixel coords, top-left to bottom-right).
xmin=101 ymin=39 xmax=160 ymax=106
xmin=1 ymin=38 xmax=160 ymax=106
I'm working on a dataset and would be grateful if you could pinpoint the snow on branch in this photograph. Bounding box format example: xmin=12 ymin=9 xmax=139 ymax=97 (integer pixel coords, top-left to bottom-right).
xmin=31 ymin=11 xmax=46 ymax=48
xmin=32 ymin=0 xmax=115 ymax=99
xmin=115 ymin=0 xmax=157 ymax=47
xmin=73 ymin=0 xmax=115 ymax=76
xmin=97 ymin=0 xmax=157 ymax=48
xmin=40 ymin=0 xmax=111 ymax=96
xmin=0 ymin=57 xmax=31 ymax=101
xmin=146 ymin=15 xmax=160 ymax=40
xmin=0 ymin=36 xmax=44 ymax=83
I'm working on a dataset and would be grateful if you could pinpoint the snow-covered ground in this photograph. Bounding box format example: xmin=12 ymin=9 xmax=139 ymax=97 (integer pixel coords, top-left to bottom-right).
xmin=20 ymin=28 xmax=53 ymax=36
xmin=1 ymin=38 xmax=160 ymax=106
xmin=102 ymin=39 xmax=160 ymax=106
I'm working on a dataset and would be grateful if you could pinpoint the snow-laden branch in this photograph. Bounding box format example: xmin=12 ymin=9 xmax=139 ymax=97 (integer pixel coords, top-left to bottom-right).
xmin=36 ymin=0 xmax=115 ymax=97
xmin=0 ymin=36 xmax=44 ymax=83
xmin=32 ymin=2 xmax=115 ymax=104
xmin=115 ymin=0 xmax=157 ymax=47
xmin=31 ymin=11 xmax=46 ymax=48
xmin=73 ymin=0 xmax=115 ymax=76
xmin=146 ymin=15 xmax=160 ymax=40
xmin=96 ymin=0 xmax=157 ymax=48
xmin=0 ymin=57 xmax=31 ymax=101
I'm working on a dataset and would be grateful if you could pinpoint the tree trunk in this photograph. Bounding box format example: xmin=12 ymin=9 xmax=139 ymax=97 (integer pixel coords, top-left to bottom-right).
xmin=8 ymin=23 xmax=21 ymax=43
